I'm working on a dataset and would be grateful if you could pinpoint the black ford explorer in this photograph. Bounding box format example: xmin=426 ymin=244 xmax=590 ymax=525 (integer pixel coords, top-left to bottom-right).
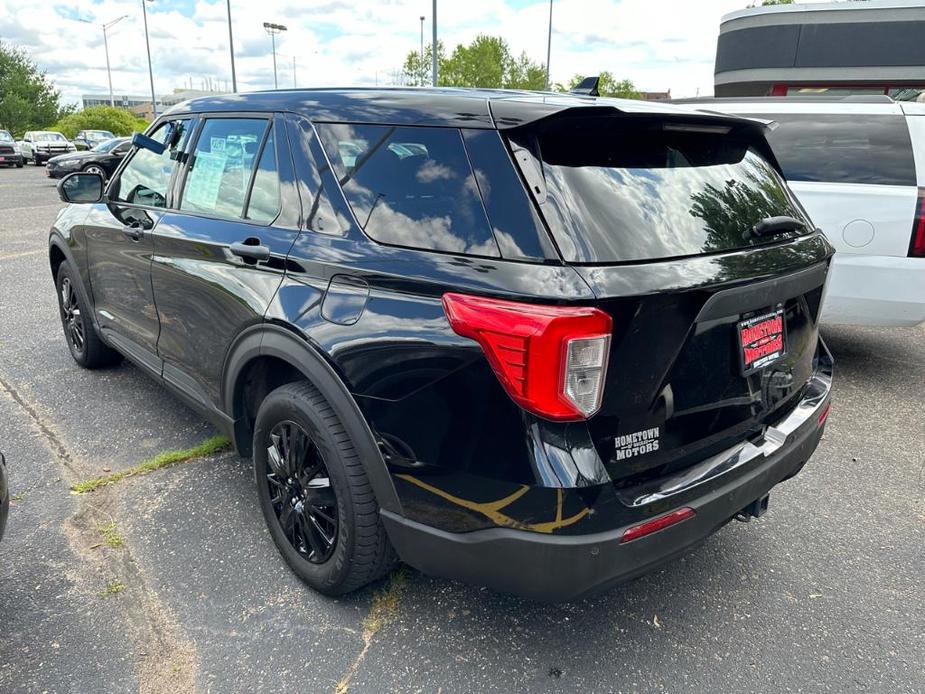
xmin=48 ymin=88 xmax=833 ymax=601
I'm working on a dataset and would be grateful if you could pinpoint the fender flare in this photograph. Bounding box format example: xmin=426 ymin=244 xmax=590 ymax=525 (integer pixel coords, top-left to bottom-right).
xmin=222 ymin=324 xmax=403 ymax=515
xmin=48 ymin=233 xmax=101 ymax=334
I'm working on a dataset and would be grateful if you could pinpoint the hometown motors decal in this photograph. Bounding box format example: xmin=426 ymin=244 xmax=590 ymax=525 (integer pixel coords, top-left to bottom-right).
xmin=615 ymin=426 xmax=660 ymax=460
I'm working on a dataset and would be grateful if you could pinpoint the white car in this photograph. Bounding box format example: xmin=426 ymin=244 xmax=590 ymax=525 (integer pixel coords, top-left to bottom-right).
xmin=20 ymin=131 xmax=75 ymax=166
xmin=679 ymin=96 xmax=925 ymax=328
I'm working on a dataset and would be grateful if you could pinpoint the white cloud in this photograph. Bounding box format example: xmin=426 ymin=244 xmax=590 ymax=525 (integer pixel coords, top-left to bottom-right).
xmin=0 ymin=0 xmax=749 ymax=107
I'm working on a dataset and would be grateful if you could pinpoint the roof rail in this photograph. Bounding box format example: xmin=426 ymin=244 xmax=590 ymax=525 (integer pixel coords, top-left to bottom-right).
xmin=671 ymin=95 xmax=895 ymax=105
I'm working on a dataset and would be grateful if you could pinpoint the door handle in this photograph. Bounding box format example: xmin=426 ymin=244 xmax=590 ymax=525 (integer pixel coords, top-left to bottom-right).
xmin=122 ymin=224 xmax=143 ymax=241
xmin=230 ymin=240 xmax=271 ymax=262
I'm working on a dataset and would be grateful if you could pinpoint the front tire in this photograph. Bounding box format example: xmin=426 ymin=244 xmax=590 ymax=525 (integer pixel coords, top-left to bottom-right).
xmin=83 ymin=164 xmax=106 ymax=178
xmin=253 ymin=381 xmax=396 ymax=595
xmin=55 ymin=262 xmax=122 ymax=368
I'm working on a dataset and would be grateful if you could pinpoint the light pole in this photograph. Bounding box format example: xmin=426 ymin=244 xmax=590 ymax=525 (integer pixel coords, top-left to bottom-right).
xmin=141 ymin=0 xmax=157 ymax=118
xmin=263 ymin=22 xmax=288 ymax=89
xmin=419 ymin=15 xmax=425 ymax=86
xmin=226 ymin=0 xmax=237 ymax=92
xmin=545 ymin=0 xmax=553 ymax=89
xmin=77 ymin=15 xmax=128 ymax=107
xmin=431 ymin=1 xmax=437 ymax=87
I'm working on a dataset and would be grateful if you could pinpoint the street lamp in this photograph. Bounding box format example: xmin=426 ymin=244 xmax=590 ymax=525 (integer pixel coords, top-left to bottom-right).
xmin=77 ymin=15 xmax=128 ymax=107
xmin=419 ymin=15 xmax=425 ymax=86
xmin=545 ymin=0 xmax=553 ymax=90
xmin=226 ymin=0 xmax=237 ymax=92
xmin=263 ymin=22 xmax=288 ymax=89
xmin=141 ymin=0 xmax=157 ymax=118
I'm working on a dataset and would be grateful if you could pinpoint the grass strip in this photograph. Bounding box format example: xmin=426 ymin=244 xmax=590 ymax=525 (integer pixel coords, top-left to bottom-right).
xmin=71 ymin=435 xmax=231 ymax=494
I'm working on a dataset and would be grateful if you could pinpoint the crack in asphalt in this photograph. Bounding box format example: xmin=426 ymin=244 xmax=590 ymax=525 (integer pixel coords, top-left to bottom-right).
xmin=0 ymin=374 xmax=200 ymax=693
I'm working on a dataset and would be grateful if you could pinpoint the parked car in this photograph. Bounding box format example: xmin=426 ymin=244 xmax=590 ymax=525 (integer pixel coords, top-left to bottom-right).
xmin=46 ymin=137 xmax=132 ymax=180
xmin=0 ymin=453 xmax=8 ymax=542
xmin=676 ymin=96 xmax=925 ymax=327
xmin=21 ymin=131 xmax=75 ymax=165
xmin=0 ymin=129 xmax=24 ymax=167
xmin=47 ymin=88 xmax=834 ymax=601
xmin=72 ymin=129 xmax=116 ymax=151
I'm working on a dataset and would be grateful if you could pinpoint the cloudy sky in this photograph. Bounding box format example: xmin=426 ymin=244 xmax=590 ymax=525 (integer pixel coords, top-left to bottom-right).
xmin=1 ymin=0 xmax=758 ymax=106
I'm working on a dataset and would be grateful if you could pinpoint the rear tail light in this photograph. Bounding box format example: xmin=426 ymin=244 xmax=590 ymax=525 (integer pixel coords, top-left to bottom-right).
xmin=442 ymin=293 xmax=612 ymax=421
xmin=619 ymin=507 xmax=696 ymax=544
xmin=910 ymin=188 xmax=925 ymax=258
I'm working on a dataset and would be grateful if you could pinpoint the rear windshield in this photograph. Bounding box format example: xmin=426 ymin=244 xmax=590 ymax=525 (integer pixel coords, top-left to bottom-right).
xmin=757 ymin=114 xmax=915 ymax=187
xmin=510 ymin=118 xmax=808 ymax=264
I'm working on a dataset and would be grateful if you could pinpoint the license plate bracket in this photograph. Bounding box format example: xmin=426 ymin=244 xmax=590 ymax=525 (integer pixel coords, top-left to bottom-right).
xmin=737 ymin=307 xmax=786 ymax=375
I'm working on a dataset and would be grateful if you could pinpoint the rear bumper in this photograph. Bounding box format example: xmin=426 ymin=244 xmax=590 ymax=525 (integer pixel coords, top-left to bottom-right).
xmin=383 ymin=348 xmax=833 ymax=602
xmin=0 ymin=154 xmax=22 ymax=165
xmin=822 ymin=253 xmax=925 ymax=327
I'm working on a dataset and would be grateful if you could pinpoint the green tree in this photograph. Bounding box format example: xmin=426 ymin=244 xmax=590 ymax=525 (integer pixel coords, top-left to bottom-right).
xmin=560 ymin=72 xmax=641 ymax=99
xmin=0 ymin=41 xmax=73 ymax=137
xmin=52 ymin=105 xmax=149 ymax=139
xmin=402 ymin=35 xmax=546 ymax=90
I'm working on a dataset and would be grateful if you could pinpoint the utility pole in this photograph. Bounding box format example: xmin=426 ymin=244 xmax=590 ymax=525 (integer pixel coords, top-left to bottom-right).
xmin=263 ymin=22 xmax=287 ymax=89
xmin=226 ymin=0 xmax=237 ymax=92
xmin=293 ymin=56 xmax=297 ymax=88
xmin=545 ymin=0 xmax=553 ymax=89
xmin=431 ymin=1 xmax=437 ymax=87
xmin=419 ymin=15 xmax=425 ymax=86
xmin=141 ymin=0 xmax=157 ymax=117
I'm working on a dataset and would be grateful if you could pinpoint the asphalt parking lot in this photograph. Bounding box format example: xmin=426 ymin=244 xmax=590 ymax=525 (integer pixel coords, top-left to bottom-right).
xmin=0 ymin=164 xmax=923 ymax=694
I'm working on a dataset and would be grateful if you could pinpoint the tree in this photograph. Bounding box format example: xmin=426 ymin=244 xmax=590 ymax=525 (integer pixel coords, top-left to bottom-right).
xmin=401 ymin=35 xmax=546 ymax=90
xmin=52 ymin=105 xmax=149 ymax=139
xmin=560 ymin=72 xmax=642 ymax=99
xmin=0 ymin=41 xmax=73 ymax=137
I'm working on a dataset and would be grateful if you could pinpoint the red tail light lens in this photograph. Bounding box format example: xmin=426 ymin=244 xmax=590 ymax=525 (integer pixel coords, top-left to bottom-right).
xmin=620 ymin=507 xmax=696 ymax=544
xmin=442 ymin=293 xmax=612 ymax=421
xmin=910 ymin=188 xmax=925 ymax=258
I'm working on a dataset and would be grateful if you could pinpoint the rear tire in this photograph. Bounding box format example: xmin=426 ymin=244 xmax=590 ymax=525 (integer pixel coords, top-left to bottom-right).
xmin=55 ymin=262 xmax=122 ymax=369
xmin=253 ymin=381 xmax=396 ymax=595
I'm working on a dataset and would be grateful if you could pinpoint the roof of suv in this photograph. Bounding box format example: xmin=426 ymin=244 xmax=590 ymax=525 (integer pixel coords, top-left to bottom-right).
xmin=165 ymin=87 xmax=761 ymax=130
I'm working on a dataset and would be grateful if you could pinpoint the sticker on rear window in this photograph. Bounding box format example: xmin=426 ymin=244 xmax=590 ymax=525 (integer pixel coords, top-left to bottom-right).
xmin=738 ymin=308 xmax=786 ymax=374
xmin=615 ymin=427 xmax=660 ymax=461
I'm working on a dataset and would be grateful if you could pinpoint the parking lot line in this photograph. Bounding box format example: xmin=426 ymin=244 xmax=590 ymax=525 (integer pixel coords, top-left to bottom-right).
xmin=0 ymin=249 xmax=45 ymax=261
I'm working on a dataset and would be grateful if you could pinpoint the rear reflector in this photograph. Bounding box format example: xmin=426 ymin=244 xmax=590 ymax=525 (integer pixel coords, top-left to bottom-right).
xmin=442 ymin=293 xmax=612 ymax=421
xmin=619 ymin=507 xmax=696 ymax=544
xmin=818 ymin=401 xmax=831 ymax=427
xmin=910 ymin=188 xmax=925 ymax=258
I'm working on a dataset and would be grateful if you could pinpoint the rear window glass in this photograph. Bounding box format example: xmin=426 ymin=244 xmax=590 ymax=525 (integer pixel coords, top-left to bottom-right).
xmin=317 ymin=124 xmax=499 ymax=257
xmin=759 ymin=114 xmax=915 ymax=186
xmin=511 ymin=118 xmax=808 ymax=264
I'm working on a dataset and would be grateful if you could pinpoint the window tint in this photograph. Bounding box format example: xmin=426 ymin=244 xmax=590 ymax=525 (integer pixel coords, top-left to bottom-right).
xmin=181 ymin=118 xmax=269 ymax=219
xmin=760 ymin=114 xmax=915 ymax=186
xmin=318 ymin=124 xmax=498 ymax=256
xmin=245 ymin=130 xmax=281 ymax=224
xmin=287 ymin=118 xmax=347 ymax=235
xmin=511 ymin=118 xmax=808 ymax=264
xmin=113 ymin=119 xmax=190 ymax=208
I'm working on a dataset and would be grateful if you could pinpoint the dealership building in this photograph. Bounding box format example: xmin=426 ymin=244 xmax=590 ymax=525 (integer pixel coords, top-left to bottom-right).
xmin=714 ymin=0 xmax=925 ymax=99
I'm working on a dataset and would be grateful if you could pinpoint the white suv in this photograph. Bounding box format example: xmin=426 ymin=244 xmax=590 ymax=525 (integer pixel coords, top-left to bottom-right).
xmin=680 ymin=96 xmax=925 ymax=328
xmin=20 ymin=131 xmax=75 ymax=166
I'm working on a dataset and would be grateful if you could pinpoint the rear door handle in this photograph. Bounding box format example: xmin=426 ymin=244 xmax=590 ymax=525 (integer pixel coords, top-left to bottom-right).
xmin=230 ymin=240 xmax=271 ymax=262
xmin=122 ymin=224 xmax=143 ymax=241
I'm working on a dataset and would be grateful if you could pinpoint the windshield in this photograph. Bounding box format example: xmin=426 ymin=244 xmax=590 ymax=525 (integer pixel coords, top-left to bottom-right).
xmin=35 ymin=132 xmax=68 ymax=142
xmin=0 ymin=131 xmax=13 ymax=143
xmin=92 ymin=138 xmax=125 ymax=153
xmin=510 ymin=117 xmax=809 ymax=264
xmin=85 ymin=130 xmax=114 ymax=140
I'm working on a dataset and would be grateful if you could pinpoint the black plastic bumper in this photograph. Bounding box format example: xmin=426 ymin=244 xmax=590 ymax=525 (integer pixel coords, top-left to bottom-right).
xmin=382 ymin=352 xmax=832 ymax=602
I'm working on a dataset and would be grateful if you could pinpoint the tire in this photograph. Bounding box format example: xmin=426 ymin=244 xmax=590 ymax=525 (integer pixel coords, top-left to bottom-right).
xmin=83 ymin=164 xmax=106 ymax=178
xmin=55 ymin=262 xmax=122 ymax=369
xmin=16 ymin=162 xmax=23 ymax=168
xmin=253 ymin=381 xmax=396 ymax=595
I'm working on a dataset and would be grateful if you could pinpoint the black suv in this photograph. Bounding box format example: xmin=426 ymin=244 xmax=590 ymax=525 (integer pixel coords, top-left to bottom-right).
xmin=48 ymin=88 xmax=833 ymax=601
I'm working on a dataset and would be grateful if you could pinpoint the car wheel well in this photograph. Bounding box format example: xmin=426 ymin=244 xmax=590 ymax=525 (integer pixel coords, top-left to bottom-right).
xmin=232 ymin=355 xmax=304 ymax=458
xmin=49 ymin=244 xmax=67 ymax=281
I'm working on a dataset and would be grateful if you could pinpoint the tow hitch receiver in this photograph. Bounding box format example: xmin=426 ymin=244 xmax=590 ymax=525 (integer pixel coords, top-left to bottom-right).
xmin=735 ymin=494 xmax=770 ymax=523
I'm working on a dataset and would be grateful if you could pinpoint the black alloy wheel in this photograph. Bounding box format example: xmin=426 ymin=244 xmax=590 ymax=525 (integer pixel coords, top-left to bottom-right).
xmin=265 ymin=419 xmax=338 ymax=564
xmin=59 ymin=276 xmax=85 ymax=356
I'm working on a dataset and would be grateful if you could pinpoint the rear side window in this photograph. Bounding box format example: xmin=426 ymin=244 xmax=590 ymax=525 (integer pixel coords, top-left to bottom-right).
xmin=317 ymin=124 xmax=499 ymax=257
xmin=181 ymin=118 xmax=274 ymax=220
xmin=759 ymin=114 xmax=915 ymax=186
xmin=511 ymin=118 xmax=808 ymax=264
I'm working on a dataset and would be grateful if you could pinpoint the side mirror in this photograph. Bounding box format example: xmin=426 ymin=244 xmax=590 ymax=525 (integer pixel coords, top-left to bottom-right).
xmin=57 ymin=172 xmax=103 ymax=204
xmin=131 ymin=132 xmax=165 ymax=155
